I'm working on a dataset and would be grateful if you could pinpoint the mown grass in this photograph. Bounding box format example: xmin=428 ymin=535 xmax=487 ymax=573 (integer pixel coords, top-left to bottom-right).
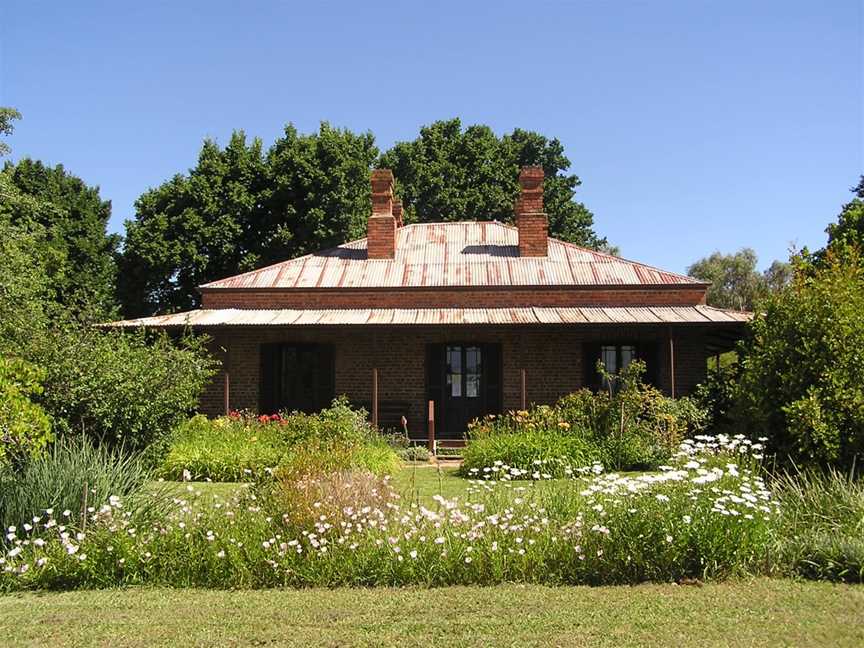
xmin=1 ymin=579 xmax=861 ymax=647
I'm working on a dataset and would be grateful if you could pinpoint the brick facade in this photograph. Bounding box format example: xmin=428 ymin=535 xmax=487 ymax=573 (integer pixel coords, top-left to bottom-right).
xmin=200 ymin=286 xmax=708 ymax=309
xmin=200 ymin=324 xmax=708 ymax=438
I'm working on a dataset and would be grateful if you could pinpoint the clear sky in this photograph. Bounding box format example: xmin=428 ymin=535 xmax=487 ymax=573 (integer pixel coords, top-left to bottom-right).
xmin=2 ymin=1 xmax=861 ymax=274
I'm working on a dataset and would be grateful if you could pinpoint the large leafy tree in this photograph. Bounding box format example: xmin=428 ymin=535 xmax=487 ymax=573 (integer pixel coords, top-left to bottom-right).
xmin=0 ymin=159 xmax=118 ymax=318
xmin=806 ymin=176 xmax=864 ymax=266
xmin=119 ymin=124 xmax=378 ymax=316
xmin=0 ymin=107 xmax=21 ymax=157
xmin=378 ymin=119 xmax=604 ymax=247
xmin=687 ymin=248 xmax=790 ymax=311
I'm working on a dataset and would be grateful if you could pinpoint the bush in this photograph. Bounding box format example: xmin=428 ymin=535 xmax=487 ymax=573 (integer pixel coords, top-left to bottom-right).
xmin=31 ymin=326 xmax=218 ymax=453
xmin=462 ymin=361 xmax=709 ymax=476
xmin=398 ymin=445 xmax=431 ymax=462
xmin=738 ymin=250 xmax=864 ymax=470
xmin=0 ymin=438 xmax=160 ymax=536
xmin=0 ymin=356 xmax=53 ymax=466
xmin=160 ymin=398 xmax=399 ymax=481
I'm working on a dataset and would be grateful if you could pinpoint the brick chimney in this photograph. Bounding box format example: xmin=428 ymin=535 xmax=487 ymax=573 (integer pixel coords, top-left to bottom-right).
xmin=368 ymin=169 xmax=396 ymax=259
xmin=392 ymin=199 xmax=404 ymax=228
xmin=515 ymin=166 xmax=548 ymax=256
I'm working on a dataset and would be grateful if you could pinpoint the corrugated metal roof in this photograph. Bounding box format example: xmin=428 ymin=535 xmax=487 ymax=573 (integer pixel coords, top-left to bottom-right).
xmin=106 ymin=305 xmax=751 ymax=329
xmin=199 ymin=222 xmax=705 ymax=290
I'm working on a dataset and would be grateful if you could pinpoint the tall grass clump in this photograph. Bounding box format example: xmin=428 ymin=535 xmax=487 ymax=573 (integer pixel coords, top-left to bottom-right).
xmin=772 ymin=467 xmax=864 ymax=582
xmin=0 ymin=438 xmax=159 ymax=536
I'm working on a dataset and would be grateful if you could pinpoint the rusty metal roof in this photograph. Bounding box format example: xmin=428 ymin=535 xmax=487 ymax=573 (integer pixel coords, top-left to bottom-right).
xmin=106 ymin=305 xmax=750 ymax=328
xmin=199 ymin=222 xmax=705 ymax=290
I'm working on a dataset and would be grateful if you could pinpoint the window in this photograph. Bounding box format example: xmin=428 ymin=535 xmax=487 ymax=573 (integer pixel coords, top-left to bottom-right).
xmin=585 ymin=342 xmax=657 ymax=392
xmin=259 ymin=343 xmax=334 ymax=414
xmin=600 ymin=344 xmax=636 ymax=391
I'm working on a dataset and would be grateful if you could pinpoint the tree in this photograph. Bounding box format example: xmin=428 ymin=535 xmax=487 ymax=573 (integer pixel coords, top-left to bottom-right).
xmin=378 ymin=119 xmax=605 ymax=248
xmin=806 ymin=176 xmax=864 ymax=266
xmin=687 ymin=248 xmax=790 ymax=311
xmin=0 ymin=107 xmax=21 ymax=156
xmin=0 ymin=159 xmax=119 ymax=317
xmin=119 ymin=124 xmax=378 ymax=316
xmin=737 ymin=250 xmax=864 ymax=470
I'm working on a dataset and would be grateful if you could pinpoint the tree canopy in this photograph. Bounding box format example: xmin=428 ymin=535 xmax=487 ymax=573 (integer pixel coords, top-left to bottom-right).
xmin=118 ymin=124 xmax=378 ymax=316
xmin=379 ymin=119 xmax=604 ymax=247
xmin=119 ymin=119 xmax=607 ymax=316
xmin=0 ymin=107 xmax=21 ymax=157
xmin=0 ymin=159 xmax=118 ymax=317
xmin=686 ymin=248 xmax=791 ymax=311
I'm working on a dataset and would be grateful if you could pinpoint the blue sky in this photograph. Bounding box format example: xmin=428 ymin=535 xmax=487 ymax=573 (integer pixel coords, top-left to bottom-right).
xmin=1 ymin=1 xmax=861 ymax=273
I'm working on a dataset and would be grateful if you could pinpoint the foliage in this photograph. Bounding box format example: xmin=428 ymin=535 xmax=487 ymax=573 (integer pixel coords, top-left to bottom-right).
xmin=0 ymin=107 xmax=20 ymax=156
xmin=806 ymin=176 xmax=864 ymax=266
xmin=0 ymin=356 xmax=53 ymax=466
xmin=0 ymin=438 xmax=162 ymax=536
xmin=378 ymin=118 xmax=604 ymax=248
xmin=771 ymin=468 xmax=864 ymax=582
xmin=118 ymin=124 xmax=379 ymax=315
xmin=397 ymin=445 xmax=431 ymax=462
xmin=687 ymin=248 xmax=790 ymax=311
xmin=737 ymin=250 xmax=864 ymax=470
xmin=0 ymin=159 xmax=119 ymax=317
xmin=160 ymin=399 xmax=398 ymax=481
xmin=30 ymin=326 xmax=218 ymax=453
xmin=463 ymin=361 xmax=709 ymax=475
xmin=691 ymin=362 xmax=742 ymax=434
xmin=0 ymin=436 xmax=779 ymax=590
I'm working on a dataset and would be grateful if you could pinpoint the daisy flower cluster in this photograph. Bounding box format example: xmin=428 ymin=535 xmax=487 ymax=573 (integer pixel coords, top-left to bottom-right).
xmin=1 ymin=435 xmax=777 ymax=590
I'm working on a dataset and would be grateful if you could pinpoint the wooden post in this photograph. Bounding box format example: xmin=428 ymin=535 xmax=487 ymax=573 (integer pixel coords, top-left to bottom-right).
xmin=427 ymin=400 xmax=435 ymax=454
xmin=668 ymin=328 xmax=676 ymax=399
xmin=520 ymin=368 xmax=527 ymax=410
xmin=372 ymin=368 xmax=379 ymax=430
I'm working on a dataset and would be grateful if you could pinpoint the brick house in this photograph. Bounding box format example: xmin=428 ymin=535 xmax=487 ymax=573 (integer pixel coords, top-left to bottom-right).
xmin=111 ymin=167 xmax=749 ymax=441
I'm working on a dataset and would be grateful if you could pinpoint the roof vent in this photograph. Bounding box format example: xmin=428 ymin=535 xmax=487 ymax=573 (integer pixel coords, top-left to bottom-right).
xmin=515 ymin=166 xmax=548 ymax=257
xmin=368 ymin=169 xmax=396 ymax=259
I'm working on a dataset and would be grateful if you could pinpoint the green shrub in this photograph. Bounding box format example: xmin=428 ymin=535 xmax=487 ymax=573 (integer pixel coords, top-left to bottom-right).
xmin=463 ymin=361 xmax=709 ymax=476
xmin=0 ymin=356 xmax=53 ymax=466
xmin=462 ymin=428 xmax=599 ymax=478
xmin=398 ymin=445 xmax=431 ymax=462
xmin=738 ymin=250 xmax=864 ymax=470
xmin=31 ymin=326 xmax=218 ymax=453
xmin=0 ymin=438 xmax=161 ymax=536
xmin=160 ymin=398 xmax=398 ymax=481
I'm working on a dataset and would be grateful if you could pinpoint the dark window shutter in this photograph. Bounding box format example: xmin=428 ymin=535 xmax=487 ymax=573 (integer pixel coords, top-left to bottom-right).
xmin=426 ymin=343 xmax=444 ymax=435
xmin=259 ymin=343 xmax=281 ymax=414
xmin=583 ymin=342 xmax=601 ymax=391
xmin=637 ymin=342 xmax=660 ymax=388
xmin=483 ymin=343 xmax=502 ymax=415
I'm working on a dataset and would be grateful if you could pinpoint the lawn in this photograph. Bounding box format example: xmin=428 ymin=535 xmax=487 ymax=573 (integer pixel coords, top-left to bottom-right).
xmin=1 ymin=579 xmax=861 ymax=647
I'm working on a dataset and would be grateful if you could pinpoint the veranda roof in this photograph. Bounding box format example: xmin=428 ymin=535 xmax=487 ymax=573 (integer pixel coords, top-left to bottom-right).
xmin=107 ymin=305 xmax=751 ymax=328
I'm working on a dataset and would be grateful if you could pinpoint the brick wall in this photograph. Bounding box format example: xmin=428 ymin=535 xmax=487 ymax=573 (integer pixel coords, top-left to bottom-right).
xmin=199 ymin=324 xmax=708 ymax=437
xmin=200 ymin=286 xmax=708 ymax=309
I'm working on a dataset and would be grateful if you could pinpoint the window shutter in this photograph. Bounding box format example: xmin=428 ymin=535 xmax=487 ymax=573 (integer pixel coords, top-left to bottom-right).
xmin=259 ymin=343 xmax=281 ymax=414
xmin=483 ymin=343 xmax=502 ymax=415
xmin=637 ymin=342 xmax=660 ymax=388
xmin=426 ymin=344 xmax=444 ymax=436
xmin=583 ymin=342 xmax=601 ymax=391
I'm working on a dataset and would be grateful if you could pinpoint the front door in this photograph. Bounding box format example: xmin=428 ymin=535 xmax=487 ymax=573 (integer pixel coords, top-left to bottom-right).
xmin=426 ymin=343 xmax=502 ymax=438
